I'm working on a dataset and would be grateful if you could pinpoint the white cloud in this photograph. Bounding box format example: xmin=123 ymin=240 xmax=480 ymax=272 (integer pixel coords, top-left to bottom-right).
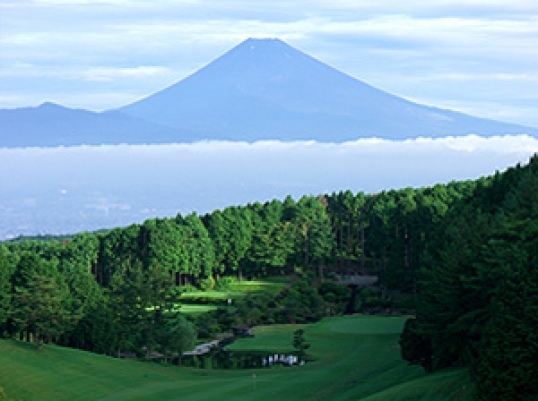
xmin=0 ymin=136 xmax=535 ymax=238
xmin=83 ymin=66 xmax=172 ymax=82
xmin=409 ymin=134 xmax=538 ymax=153
xmin=400 ymin=72 xmax=538 ymax=83
xmin=4 ymin=134 xmax=536 ymax=155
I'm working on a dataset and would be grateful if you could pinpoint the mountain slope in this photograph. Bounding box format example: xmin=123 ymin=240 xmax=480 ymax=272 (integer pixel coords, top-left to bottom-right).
xmin=2 ymin=38 xmax=535 ymax=147
xmin=119 ymin=38 xmax=537 ymax=141
xmin=0 ymin=102 xmax=196 ymax=147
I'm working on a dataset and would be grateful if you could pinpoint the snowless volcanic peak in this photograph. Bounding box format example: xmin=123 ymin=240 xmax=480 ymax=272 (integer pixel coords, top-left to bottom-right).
xmin=118 ymin=37 xmax=536 ymax=142
xmin=1 ymin=38 xmax=536 ymax=147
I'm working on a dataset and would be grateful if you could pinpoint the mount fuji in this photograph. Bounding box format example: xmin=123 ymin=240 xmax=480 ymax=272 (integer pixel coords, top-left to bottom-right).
xmin=1 ymin=38 xmax=536 ymax=147
xmin=118 ymin=38 xmax=537 ymax=141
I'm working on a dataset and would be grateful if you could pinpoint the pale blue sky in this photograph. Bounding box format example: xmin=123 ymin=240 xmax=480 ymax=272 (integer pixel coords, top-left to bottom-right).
xmin=1 ymin=0 xmax=537 ymax=127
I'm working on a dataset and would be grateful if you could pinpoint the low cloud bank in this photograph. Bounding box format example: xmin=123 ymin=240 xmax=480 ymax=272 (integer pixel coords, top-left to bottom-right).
xmin=1 ymin=135 xmax=536 ymax=239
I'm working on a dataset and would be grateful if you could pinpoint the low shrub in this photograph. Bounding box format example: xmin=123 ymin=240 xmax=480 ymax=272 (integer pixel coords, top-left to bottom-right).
xmin=215 ymin=276 xmax=238 ymax=291
xmin=200 ymin=276 xmax=216 ymax=292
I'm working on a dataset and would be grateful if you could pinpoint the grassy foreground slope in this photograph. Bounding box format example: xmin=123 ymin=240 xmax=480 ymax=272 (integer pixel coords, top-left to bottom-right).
xmin=0 ymin=316 xmax=470 ymax=400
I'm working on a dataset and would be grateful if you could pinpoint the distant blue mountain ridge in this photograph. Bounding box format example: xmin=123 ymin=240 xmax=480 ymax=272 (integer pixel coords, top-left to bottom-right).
xmin=0 ymin=102 xmax=196 ymax=147
xmin=1 ymin=38 xmax=536 ymax=147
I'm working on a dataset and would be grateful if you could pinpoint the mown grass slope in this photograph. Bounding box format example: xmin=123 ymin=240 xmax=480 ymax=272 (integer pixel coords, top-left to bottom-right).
xmin=0 ymin=315 xmax=470 ymax=400
xmin=181 ymin=278 xmax=287 ymax=298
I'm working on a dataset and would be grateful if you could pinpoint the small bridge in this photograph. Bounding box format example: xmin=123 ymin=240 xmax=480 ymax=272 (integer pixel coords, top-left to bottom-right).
xmin=335 ymin=274 xmax=378 ymax=287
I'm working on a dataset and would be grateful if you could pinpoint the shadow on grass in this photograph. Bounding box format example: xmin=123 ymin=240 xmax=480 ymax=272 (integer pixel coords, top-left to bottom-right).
xmin=2 ymin=339 xmax=61 ymax=356
xmin=2 ymin=339 xmax=41 ymax=352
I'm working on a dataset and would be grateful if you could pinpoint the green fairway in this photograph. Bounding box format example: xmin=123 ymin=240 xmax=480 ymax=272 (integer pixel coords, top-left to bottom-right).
xmin=177 ymin=304 xmax=219 ymax=315
xmin=225 ymin=279 xmax=287 ymax=294
xmin=179 ymin=278 xmax=288 ymax=303
xmin=227 ymin=324 xmax=308 ymax=352
xmin=180 ymin=290 xmax=240 ymax=301
xmin=325 ymin=314 xmax=410 ymax=334
xmin=361 ymin=369 xmax=471 ymax=401
xmin=0 ymin=315 xmax=470 ymax=400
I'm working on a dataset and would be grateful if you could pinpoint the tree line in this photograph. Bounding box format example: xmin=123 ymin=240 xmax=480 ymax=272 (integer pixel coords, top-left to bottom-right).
xmin=0 ymin=183 xmax=472 ymax=350
xmin=401 ymin=155 xmax=538 ymax=400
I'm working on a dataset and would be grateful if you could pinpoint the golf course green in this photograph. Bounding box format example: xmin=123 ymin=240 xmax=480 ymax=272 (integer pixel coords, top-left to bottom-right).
xmin=0 ymin=315 xmax=470 ymax=400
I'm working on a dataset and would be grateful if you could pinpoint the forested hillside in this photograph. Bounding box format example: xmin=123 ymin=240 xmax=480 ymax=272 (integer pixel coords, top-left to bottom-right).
xmin=401 ymin=155 xmax=538 ymax=400
xmin=1 ymin=155 xmax=537 ymax=399
xmin=0 ymin=175 xmax=476 ymax=354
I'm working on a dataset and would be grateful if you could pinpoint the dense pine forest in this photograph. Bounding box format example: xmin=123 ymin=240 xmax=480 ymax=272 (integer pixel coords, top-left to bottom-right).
xmin=1 ymin=155 xmax=537 ymax=400
xmin=401 ymin=155 xmax=538 ymax=400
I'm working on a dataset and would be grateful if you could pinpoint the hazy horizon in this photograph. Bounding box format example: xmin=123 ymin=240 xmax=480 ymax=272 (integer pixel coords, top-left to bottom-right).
xmin=1 ymin=135 xmax=536 ymax=240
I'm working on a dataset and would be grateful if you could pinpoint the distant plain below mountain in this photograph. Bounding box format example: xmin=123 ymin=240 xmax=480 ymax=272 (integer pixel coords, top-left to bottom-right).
xmin=1 ymin=38 xmax=536 ymax=147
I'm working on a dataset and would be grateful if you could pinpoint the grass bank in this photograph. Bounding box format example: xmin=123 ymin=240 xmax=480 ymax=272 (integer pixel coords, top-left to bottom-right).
xmin=0 ymin=315 xmax=470 ymax=400
xmin=178 ymin=278 xmax=288 ymax=309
